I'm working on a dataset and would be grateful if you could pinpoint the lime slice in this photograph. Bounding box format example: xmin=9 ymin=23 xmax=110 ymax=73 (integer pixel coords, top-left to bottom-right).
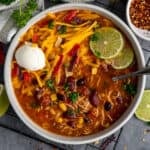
xmin=135 ymin=90 xmax=150 ymax=122
xmin=0 ymin=84 xmax=9 ymax=117
xmin=108 ymin=47 xmax=134 ymax=69
xmin=90 ymin=27 xmax=124 ymax=59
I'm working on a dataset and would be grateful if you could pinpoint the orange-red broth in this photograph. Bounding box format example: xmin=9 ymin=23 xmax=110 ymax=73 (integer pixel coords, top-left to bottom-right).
xmin=12 ymin=10 xmax=137 ymax=136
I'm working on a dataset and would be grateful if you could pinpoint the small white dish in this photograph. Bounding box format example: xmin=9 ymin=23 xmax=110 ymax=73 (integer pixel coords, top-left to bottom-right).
xmin=126 ymin=0 xmax=150 ymax=41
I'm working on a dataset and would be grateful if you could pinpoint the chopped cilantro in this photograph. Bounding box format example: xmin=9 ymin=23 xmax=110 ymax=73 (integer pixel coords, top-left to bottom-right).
xmin=67 ymin=108 xmax=75 ymax=115
xmin=64 ymin=83 xmax=69 ymax=92
xmin=66 ymin=108 xmax=76 ymax=117
xmin=90 ymin=32 xmax=100 ymax=41
xmin=123 ymin=83 xmax=137 ymax=96
xmin=48 ymin=20 xmax=54 ymax=29
xmin=69 ymin=92 xmax=79 ymax=103
xmin=11 ymin=0 xmax=38 ymax=28
xmin=58 ymin=25 xmax=67 ymax=34
xmin=46 ymin=79 xmax=55 ymax=91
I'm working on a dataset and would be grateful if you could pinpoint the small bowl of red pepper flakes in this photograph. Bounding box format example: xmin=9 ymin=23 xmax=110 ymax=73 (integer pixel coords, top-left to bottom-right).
xmin=126 ymin=0 xmax=150 ymax=41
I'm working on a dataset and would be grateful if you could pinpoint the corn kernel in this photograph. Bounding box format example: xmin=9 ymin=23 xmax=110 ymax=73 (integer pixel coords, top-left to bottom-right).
xmin=51 ymin=94 xmax=57 ymax=101
xmin=77 ymin=117 xmax=84 ymax=128
xmin=56 ymin=117 xmax=63 ymax=123
xmin=49 ymin=108 xmax=56 ymax=115
xmin=59 ymin=103 xmax=67 ymax=112
xmin=92 ymin=67 xmax=97 ymax=75
xmin=78 ymin=117 xmax=84 ymax=125
xmin=47 ymin=13 xmax=56 ymax=19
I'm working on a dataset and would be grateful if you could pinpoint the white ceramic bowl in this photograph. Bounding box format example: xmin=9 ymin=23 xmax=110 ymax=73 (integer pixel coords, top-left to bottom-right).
xmin=126 ymin=0 xmax=150 ymax=41
xmin=4 ymin=3 xmax=146 ymax=145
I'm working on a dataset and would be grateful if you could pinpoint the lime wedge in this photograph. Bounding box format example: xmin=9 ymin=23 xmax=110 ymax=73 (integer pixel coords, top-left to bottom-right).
xmin=90 ymin=27 xmax=124 ymax=59
xmin=0 ymin=84 xmax=9 ymax=117
xmin=108 ymin=47 xmax=134 ymax=69
xmin=135 ymin=90 xmax=150 ymax=122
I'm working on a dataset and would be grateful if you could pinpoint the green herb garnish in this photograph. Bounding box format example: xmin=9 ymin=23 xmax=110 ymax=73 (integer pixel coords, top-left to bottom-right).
xmin=0 ymin=0 xmax=15 ymax=5
xmin=46 ymin=79 xmax=55 ymax=91
xmin=48 ymin=20 xmax=54 ymax=29
xmin=123 ymin=83 xmax=137 ymax=96
xmin=66 ymin=108 xmax=76 ymax=117
xmin=11 ymin=0 xmax=37 ymax=28
xmin=58 ymin=25 xmax=67 ymax=34
xmin=64 ymin=83 xmax=69 ymax=92
xmin=69 ymin=92 xmax=79 ymax=103
xmin=90 ymin=32 xmax=100 ymax=41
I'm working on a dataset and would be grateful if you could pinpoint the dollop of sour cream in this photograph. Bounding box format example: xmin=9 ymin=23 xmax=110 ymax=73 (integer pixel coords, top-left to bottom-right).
xmin=15 ymin=43 xmax=46 ymax=71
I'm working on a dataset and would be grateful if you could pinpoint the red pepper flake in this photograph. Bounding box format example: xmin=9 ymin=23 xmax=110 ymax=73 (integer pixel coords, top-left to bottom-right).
xmin=130 ymin=0 xmax=150 ymax=30
xmin=68 ymin=54 xmax=79 ymax=71
xmin=38 ymin=19 xmax=49 ymax=27
xmin=32 ymin=34 xmax=39 ymax=43
xmin=12 ymin=63 xmax=20 ymax=77
xmin=64 ymin=10 xmax=78 ymax=23
xmin=23 ymin=72 xmax=31 ymax=82
xmin=53 ymin=55 xmax=63 ymax=75
xmin=68 ymin=44 xmax=80 ymax=56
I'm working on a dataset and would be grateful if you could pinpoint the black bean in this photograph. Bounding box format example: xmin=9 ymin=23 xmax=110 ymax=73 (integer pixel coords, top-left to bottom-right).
xmin=104 ymin=101 xmax=112 ymax=111
xmin=84 ymin=117 xmax=91 ymax=124
xmin=89 ymin=90 xmax=100 ymax=107
xmin=77 ymin=78 xmax=86 ymax=86
xmin=57 ymin=93 xmax=65 ymax=101
xmin=67 ymin=121 xmax=76 ymax=128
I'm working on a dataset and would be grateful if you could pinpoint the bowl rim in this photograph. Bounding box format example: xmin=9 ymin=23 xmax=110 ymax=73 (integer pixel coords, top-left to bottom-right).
xmin=126 ymin=0 xmax=150 ymax=41
xmin=4 ymin=3 xmax=146 ymax=145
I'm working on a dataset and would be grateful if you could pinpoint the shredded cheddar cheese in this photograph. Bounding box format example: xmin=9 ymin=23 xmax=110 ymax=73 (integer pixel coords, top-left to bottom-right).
xmin=32 ymin=72 xmax=43 ymax=87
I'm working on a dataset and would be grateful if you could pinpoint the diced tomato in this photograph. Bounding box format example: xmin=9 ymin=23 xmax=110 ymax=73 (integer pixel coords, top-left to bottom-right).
xmin=23 ymin=72 xmax=31 ymax=82
xmin=68 ymin=44 xmax=80 ymax=56
xmin=32 ymin=34 xmax=39 ymax=43
xmin=53 ymin=55 xmax=63 ymax=75
xmin=12 ymin=63 xmax=19 ymax=77
xmin=64 ymin=10 xmax=78 ymax=23
xmin=38 ymin=19 xmax=49 ymax=27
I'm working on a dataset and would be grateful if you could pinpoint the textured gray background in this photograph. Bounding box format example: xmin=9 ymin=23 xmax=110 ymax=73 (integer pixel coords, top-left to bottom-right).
xmin=0 ymin=0 xmax=150 ymax=150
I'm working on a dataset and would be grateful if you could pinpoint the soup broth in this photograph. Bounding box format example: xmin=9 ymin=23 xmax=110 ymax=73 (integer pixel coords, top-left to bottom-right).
xmin=11 ymin=10 xmax=137 ymax=136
